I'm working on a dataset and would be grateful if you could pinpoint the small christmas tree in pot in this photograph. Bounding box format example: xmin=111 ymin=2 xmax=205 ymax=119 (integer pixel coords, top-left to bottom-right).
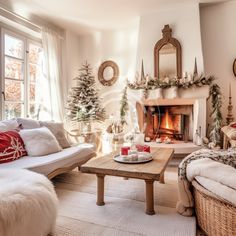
xmin=66 ymin=62 xmax=106 ymax=133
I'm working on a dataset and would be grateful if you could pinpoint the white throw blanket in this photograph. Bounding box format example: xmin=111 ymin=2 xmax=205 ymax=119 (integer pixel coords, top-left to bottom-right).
xmin=0 ymin=169 xmax=58 ymax=236
xmin=177 ymin=149 xmax=236 ymax=216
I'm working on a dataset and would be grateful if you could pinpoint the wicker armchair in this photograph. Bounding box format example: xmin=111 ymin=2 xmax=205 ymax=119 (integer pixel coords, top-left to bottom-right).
xmin=221 ymin=125 xmax=236 ymax=149
xmin=192 ymin=180 xmax=236 ymax=236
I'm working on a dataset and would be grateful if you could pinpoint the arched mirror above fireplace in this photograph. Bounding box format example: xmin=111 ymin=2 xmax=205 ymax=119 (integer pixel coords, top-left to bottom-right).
xmin=154 ymin=25 xmax=182 ymax=79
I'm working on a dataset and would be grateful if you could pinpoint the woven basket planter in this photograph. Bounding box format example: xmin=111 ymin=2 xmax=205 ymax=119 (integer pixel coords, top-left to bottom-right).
xmin=192 ymin=180 xmax=236 ymax=236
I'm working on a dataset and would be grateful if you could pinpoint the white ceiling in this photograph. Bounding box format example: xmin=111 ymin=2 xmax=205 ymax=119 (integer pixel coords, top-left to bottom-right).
xmin=0 ymin=0 xmax=230 ymax=34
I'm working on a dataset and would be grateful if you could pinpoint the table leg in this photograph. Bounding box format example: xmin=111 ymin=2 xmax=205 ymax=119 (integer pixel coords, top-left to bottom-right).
xmin=145 ymin=180 xmax=155 ymax=215
xmin=159 ymin=172 xmax=165 ymax=184
xmin=96 ymin=174 xmax=105 ymax=206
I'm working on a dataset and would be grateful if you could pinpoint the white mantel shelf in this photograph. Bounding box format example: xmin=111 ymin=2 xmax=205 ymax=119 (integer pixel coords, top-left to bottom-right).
xmin=140 ymin=98 xmax=196 ymax=106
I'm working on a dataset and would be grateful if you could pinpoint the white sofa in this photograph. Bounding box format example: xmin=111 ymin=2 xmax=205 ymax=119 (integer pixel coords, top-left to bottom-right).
xmin=0 ymin=143 xmax=96 ymax=179
xmin=0 ymin=118 xmax=96 ymax=179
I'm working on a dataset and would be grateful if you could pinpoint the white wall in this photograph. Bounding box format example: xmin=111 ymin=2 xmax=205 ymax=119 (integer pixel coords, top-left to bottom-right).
xmin=136 ymin=3 xmax=204 ymax=78
xmin=200 ymin=1 xmax=236 ymax=122
xmin=71 ymin=3 xmax=206 ymax=125
xmin=77 ymin=25 xmax=140 ymax=123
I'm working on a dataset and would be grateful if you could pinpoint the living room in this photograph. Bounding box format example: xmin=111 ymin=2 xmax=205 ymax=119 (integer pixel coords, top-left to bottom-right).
xmin=0 ymin=0 xmax=235 ymax=236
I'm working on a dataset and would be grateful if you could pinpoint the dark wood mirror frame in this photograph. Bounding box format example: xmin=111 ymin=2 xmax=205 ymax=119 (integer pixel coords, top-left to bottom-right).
xmin=233 ymin=59 xmax=236 ymax=77
xmin=154 ymin=25 xmax=182 ymax=79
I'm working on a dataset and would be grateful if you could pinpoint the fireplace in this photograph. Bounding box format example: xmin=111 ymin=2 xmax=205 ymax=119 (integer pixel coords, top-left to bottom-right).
xmin=130 ymin=87 xmax=209 ymax=154
xmin=137 ymin=103 xmax=193 ymax=142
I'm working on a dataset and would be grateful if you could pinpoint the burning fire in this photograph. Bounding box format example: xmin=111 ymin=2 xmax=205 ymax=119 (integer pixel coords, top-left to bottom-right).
xmin=163 ymin=110 xmax=173 ymax=130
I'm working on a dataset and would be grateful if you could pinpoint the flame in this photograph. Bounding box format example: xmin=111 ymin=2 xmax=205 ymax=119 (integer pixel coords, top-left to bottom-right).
xmin=162 ymin=110 xmax=173 ymax=130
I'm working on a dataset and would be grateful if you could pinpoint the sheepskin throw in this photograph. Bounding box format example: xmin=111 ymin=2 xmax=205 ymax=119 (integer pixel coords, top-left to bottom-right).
xmin=0 ymin=169 xmax=58 ymax=236
xmin=20 ymin=127 xmax=62 ymax=156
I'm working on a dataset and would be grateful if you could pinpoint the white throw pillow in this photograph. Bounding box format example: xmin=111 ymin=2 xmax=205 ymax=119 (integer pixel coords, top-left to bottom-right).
xmin=39 ymin=121 xmax=71 ymax=148
xmin=0 ymin=119 xmax=19 ymax=131
xmin=20 ymin=127 xmax=62 ymax=156
xmin=17 ymin=118 xmax=40 ymax=129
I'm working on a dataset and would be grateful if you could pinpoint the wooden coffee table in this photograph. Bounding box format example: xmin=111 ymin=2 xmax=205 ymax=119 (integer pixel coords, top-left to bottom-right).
xmin=80 ymin=147 xmax=174 ymax=215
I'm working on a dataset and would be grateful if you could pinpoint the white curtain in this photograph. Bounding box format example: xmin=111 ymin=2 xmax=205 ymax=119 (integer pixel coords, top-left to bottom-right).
xmin=40 ymin=26 xmax=64 ymax=122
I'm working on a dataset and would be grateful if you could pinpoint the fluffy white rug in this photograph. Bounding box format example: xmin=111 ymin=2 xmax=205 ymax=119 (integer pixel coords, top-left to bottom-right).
xmin=0 ymin=169 xmax=58 ymax=236
xmin=55 ymin=173 xmax=196 ymax=236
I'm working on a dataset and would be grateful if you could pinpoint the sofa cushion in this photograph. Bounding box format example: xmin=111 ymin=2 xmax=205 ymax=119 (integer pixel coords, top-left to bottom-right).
xmin=0 ymin=119 xmax=19 ymax=131
xmin=0 ymin=144 xmax=95 ymax=176
xmin=20 ymin=127 xmax=62 ymax=156
xmin=0 ymin=131 xmax=27 ymax=163
xmin=17 ymin=118 xmax=40 ymax=129
xmin=39 ymin=121 xmax=70 ymax=148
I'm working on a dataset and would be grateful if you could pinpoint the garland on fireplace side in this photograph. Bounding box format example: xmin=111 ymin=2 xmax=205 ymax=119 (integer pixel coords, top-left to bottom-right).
xmin=127 ymin=75 xmax=223 ymax=148
xmin=120 ymin=86 xmax=129 ymax=126
xmin=208 ymin=83 xmax=223 ymax=148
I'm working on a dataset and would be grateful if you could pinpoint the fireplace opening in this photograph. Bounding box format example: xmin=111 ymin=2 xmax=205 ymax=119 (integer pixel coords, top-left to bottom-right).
xmin=142 ymin=105 xmax=193 ymax=142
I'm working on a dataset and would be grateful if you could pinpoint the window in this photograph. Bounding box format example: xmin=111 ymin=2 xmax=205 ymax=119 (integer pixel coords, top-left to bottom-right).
xmin=1 ymin=29 xmax=43 ymax=120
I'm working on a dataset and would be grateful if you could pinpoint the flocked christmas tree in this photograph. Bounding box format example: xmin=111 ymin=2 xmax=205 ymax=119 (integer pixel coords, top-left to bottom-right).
xmin=66 ymin=62 xmax=106 ymax=123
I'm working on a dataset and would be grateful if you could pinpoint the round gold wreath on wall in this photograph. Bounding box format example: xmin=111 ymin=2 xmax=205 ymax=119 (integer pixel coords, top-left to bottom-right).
xmin=98 ymin=60 xmax=119 ymax=86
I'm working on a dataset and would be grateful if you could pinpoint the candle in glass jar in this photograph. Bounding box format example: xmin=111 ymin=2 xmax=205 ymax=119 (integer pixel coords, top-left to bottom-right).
xmin=121 ymin=146 xmax=130 ymax=155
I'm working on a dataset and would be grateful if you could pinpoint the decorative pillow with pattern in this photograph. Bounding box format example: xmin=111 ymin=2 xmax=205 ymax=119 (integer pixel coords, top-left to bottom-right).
xmin=0 ymin=131 xmax=27 ymax=164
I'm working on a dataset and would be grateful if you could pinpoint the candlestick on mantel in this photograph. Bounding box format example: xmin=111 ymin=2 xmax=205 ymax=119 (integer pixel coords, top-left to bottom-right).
xmin=226 ymin=83 xmax=234 ymax=125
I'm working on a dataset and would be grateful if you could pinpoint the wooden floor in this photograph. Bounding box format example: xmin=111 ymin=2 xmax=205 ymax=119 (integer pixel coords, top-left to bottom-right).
xmin=52 ymin=158 xmax=200 ymax=235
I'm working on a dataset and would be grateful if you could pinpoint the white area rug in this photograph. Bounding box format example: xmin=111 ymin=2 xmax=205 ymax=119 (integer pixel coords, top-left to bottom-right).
xmin=54 ymin=172 xmax=196 ymax=236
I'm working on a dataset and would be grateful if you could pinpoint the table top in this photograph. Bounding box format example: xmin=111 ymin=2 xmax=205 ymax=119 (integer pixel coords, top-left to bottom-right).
xmin=80 ymin=147 xmax=174 ymax=180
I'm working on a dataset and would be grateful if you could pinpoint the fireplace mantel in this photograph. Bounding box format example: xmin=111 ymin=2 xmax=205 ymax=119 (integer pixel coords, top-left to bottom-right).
xmin=141 ymin=98 xmax=196 ymax=106
xmin=128 ymin=86 xmax=210 ymax=152
xmin=128 ymin=86 xmax=209 ymax=102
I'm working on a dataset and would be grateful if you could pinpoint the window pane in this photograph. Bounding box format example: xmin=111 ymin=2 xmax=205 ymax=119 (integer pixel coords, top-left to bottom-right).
xmin=30 ymin=83 xmax=35 ymax=101
xmin=5 ymin=56 xmax=24 ymax=80
xmin=5 ymin=34 xmax=24 ymax=59
xmin=5 ymin=79 xmax=24 ymax=101
xmin=29 ymin=103 xmax=40 ymax=119
xmin=29 ymin=44 xmax=43 ymax=64
xmin=29 ymin=64 xmax=41 ymax=82
xmin=5 ymin=102 xmax=24 ymax=119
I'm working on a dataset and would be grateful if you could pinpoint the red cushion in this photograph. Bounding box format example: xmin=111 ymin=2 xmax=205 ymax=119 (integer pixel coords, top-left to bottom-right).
xmin=0 ymin=131 xmax=27 ymax=164
xmin=230 ymin=123 xmax=236 ymax=129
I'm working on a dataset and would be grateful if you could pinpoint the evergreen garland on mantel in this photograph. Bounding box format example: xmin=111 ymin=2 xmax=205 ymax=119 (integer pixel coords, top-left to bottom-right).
xmin=127 ymin=75 xmax=215 ymax=90
xmin=127 ymin=75 xmax=223 ymax=147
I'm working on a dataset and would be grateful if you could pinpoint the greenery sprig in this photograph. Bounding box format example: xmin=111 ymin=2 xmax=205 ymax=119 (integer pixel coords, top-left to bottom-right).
xmin=208 ymin=83 xmax=223 ymax=146
xmin=120 ymin=86 xmax=129 ymax=126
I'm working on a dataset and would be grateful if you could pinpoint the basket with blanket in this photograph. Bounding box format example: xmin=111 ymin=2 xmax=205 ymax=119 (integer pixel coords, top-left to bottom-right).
xmin=176 ymin=148 xmax=236 ymax=236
